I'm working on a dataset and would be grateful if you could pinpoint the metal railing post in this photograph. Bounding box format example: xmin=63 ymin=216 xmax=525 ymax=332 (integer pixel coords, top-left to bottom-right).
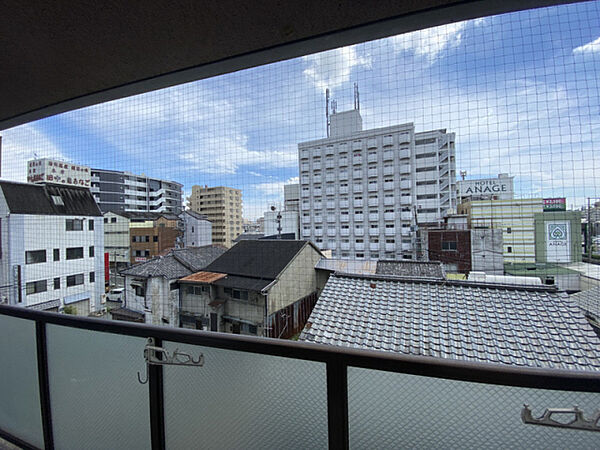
xmin=35 ymin=321 xmax=54 ymax=450
xmin=148 ymin=337 xmax=166 ymax=450
xmin=326 ymin=361 xmax=349 ymax=450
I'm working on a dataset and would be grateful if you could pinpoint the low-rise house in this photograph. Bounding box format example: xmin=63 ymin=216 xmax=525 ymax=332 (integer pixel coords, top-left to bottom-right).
xmin=0 ymin=181 xmax=104 ymax=314
xmin=300 ymin=273 xmax=600 ymax=370
xmin=179 ymin=210 xmax=212 ymax=247
xmin=178 ymin=240 xmax=323 ymax=337
xmin=118 ymin=245 xmax=226 ymax=325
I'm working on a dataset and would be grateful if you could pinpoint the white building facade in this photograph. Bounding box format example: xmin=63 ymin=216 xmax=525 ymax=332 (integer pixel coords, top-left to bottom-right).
xmin=103 ymin=211 xmax=130 ymax=270
xmin=180 ymin=210 xmax=212 ymax=247
xmin=0 ymin=182 xmax=105 ymax=314
xmin=298 ymin=109 xmax=456 ymax=260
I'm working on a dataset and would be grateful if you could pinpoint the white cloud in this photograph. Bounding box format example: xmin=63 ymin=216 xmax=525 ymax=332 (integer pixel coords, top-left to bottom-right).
xmin=65 ymin=84 xmax=297 ymax=176
xmin=303 ymin=46 xmax=371 ymax=91
xmin=573 ymin=36 xmax=600 ymax=55
xmin=391 ymin=19 xmax=484 ymax=63
xmin=255 ymin=176 xmax=299 ymax=196
xmin=1 ymin=124 xmax=67 ymax=182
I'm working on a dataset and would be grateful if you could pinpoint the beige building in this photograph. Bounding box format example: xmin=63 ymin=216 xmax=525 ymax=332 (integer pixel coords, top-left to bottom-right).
xmin=188 ymin=185 xmax=242 ymax=247
xmin=459 ymin=198 xmax=543 ymax=263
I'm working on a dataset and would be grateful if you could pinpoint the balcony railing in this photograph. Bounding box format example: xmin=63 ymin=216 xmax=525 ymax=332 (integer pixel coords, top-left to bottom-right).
xmin=1 ymin=305 xmax=600 ymax=450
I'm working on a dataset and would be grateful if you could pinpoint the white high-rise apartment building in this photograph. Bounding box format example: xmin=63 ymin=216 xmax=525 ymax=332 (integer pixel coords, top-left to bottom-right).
xmin=298 ymin=108 xmax=456 ymax=260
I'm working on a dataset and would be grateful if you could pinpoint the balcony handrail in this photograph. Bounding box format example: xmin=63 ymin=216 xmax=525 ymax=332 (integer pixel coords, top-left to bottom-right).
xmin=1 ymin=304 xmax=599 ymax=393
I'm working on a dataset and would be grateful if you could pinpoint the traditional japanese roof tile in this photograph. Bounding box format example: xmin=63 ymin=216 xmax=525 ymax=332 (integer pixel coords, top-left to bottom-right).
xmin=300 ymin=273 xmax=600 ymax=371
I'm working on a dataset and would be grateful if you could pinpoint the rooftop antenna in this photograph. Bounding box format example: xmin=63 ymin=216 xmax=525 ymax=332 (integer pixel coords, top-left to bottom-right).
xmin=354 ymin=82 xmax=360 ymax=110
xmin=325 ymin=89 xmax=330 ymax=138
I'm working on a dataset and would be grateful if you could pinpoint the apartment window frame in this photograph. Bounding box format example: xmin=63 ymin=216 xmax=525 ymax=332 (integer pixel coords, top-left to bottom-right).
xmin=66 ymin=247 xmax=84 ymax=260
xmin=66 ymin=273 xmax=85 ymax=287
xmin=66 ymin=219 xmax=83 ymax=231
xmin=25 ymin=249 xmax=46 ymax=264
xmin=26 ymin=279 xmax=47 ymax=295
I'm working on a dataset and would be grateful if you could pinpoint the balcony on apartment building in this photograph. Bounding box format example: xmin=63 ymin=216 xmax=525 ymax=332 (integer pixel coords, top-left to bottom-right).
xmin=1 ymin=302 xmax=599 ymax=450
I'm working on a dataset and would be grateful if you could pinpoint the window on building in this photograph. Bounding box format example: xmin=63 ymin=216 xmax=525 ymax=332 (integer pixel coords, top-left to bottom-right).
xmin=54 ymin=278 xmax=60 ymax=290
xmin=135 ymin=285 xmax=145 ymax=297
xmin=25 ymin=250 xmax=46 ymax=264
xmin=442 ymin=241 xmax=457 ymax=251
xmin=153 ymin=236 xmax=158 ymax=242
xmin=66 ymin=273 xmax=84 ymax=287
xmin=507 ymin=227 xmax=512 ymax=233
xmin=66 ymin=219 xmax=83 ymax=231
xmin=89 ymin=246 xmax=94 ymax=257
xmin=26 ymin=280 xmax=47 ymax=295
xmin=89 ymin=272 xmax=95 ymax=283
xmin=507 ymin=246 xmax=513 ymax=253
xmin=104 ymin=217 xmax=108 ymax=223
xmin=88 ymin=220 xmax=94 ymax=231
xmin=66 ymin=247 xmax=84 ymax=260
xmin=111 ymin=217 xmax=117 ymax=223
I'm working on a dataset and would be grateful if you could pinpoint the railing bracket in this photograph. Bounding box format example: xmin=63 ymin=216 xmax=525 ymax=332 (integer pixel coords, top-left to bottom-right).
xmin=522 ymin=404 xmax=600 ymax=432
xmin=137 ymin=338 xmax=204 ymax=384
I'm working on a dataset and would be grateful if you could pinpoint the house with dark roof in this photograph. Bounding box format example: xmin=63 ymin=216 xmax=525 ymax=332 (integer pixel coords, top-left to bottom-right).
xmin=117 ymin=245 xmax=226 ymax=325
xmin=0 ymin=181 xmax=104 ymax=315
xmin=178 ymin=240 xmax=323 ymax=337
xmin=300 ymin=273 xmax=600 ymax=370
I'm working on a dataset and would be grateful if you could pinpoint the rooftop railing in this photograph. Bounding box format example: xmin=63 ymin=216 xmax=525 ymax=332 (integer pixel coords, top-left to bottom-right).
xmin=1 ymin=304 xmax=599 ymax=449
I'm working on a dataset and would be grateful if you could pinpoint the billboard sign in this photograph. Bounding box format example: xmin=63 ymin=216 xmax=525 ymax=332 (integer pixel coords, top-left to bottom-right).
xmin=458 ymin=176 xmax=514 ymax=200
xmin=27 ymin=158 xmax=91 ymax=187
xmin=543 ymin=197 xmax=566 ymax=211
xmin=546 ymin=221 xmax=570 ymax=262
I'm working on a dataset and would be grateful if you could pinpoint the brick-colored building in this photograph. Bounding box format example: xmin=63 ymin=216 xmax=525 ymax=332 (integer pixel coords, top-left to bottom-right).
xmin=130 ymin=215 xmax=180 ymax=263
xmin=424 ymin=229 xmax=472 ymax=273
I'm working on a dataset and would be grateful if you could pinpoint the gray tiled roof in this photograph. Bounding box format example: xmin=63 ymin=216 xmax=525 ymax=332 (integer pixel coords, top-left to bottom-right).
xmin=315 ymin=258 xmax=377 ymax=275
xmin=376 ymin=260 xmax=445 ymax=279
xmin=572 ymin=286 xmax=600 ymax=319
xmin=121 ymin=245 xmax=226 ymax=279
xmin=182 ymin=210 xmax=209 ymax=221
xmin=300 ymin=274 xmax=600 ymax=371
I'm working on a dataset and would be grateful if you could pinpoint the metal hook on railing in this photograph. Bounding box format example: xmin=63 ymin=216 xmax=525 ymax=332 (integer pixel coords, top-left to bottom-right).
xmin=136 ymin=337 xmax=204 ymax=384
xmin=137 ymin=365 xmax=148 ymax=384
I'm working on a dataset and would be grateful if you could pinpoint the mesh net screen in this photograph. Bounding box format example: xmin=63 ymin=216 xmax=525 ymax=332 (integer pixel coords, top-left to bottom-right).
xmin=0 ymin=0 xmax=599 ymax=404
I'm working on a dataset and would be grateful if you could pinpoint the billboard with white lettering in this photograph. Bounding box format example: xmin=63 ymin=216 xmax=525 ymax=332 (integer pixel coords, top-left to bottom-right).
xmin=27 ymin=158 xmax=91 ymax=187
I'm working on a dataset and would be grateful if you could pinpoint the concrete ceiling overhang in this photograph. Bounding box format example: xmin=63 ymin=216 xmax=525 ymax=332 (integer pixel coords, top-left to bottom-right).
xmin=0 ymin=0 xmax=576 ymax=130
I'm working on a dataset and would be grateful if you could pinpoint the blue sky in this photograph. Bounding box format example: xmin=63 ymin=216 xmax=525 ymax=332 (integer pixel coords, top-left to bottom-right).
xmin=2 ymin=1 xmax=600 ymax=219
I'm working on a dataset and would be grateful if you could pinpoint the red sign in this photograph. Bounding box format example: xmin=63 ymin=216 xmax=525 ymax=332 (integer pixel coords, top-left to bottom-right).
xmin=543 ymin=198 xmax=566 ymax=211
xmin=104 ymin=253 xmax=110 ymax=282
